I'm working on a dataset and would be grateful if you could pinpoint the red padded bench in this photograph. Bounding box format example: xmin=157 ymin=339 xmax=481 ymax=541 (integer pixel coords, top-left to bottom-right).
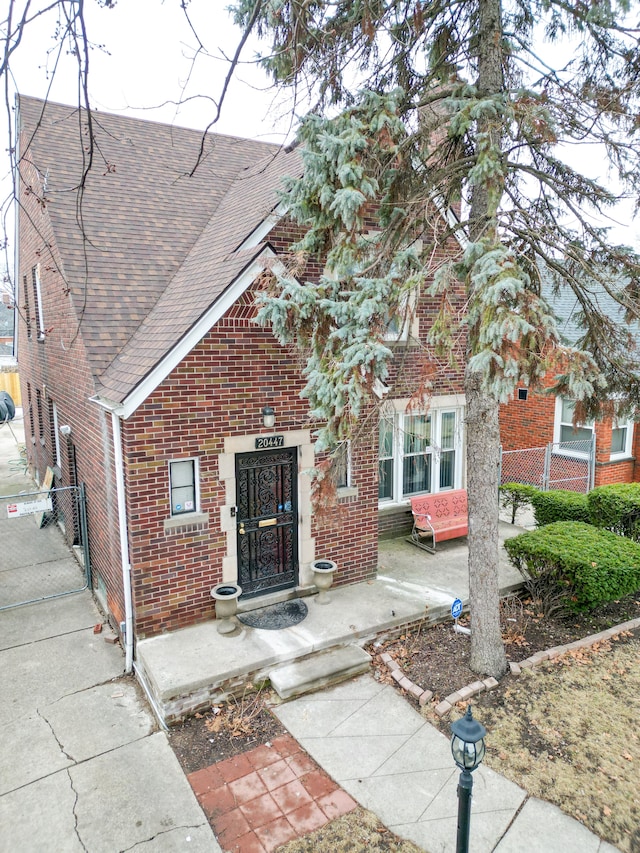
xmin=409 ymin=489 xmax=468 ymax=553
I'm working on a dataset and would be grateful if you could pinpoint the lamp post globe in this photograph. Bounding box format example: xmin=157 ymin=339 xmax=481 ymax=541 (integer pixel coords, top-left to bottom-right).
xmin=450 ymin=705 xmax=487 ymax=853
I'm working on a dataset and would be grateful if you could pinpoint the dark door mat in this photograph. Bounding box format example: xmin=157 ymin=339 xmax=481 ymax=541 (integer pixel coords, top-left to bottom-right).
xmin=238 ymin=598 xmax=308 ymax=630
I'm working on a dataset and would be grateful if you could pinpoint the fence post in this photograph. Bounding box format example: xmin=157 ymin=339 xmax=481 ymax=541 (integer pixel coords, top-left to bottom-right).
xmin=543 ymin=443 xmax=551 ymax=491
xmin=78 ymin=482 xmax=92 ymax=587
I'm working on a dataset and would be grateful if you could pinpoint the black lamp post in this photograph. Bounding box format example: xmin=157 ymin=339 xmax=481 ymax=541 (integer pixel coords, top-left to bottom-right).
xmin=450 ymin=705 xmax=487 ymax=853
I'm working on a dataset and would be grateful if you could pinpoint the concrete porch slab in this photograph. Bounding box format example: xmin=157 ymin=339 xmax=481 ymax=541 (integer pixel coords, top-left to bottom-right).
xmin=136 ymin=522 xmax=525 ymax=726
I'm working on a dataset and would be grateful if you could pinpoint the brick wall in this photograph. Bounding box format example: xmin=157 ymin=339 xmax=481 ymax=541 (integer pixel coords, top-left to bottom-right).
xmin=17 ymin=153 xmax=126 ymax=628
xmin=500 ymin=383 xmax=638 ymax=487
xmin=124 ymin=282 xmax=379 ymax=637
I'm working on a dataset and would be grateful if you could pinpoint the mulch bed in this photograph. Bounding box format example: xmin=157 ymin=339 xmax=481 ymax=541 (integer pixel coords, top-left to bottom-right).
xmin=368 ymin=590 xmax=640 ymax=732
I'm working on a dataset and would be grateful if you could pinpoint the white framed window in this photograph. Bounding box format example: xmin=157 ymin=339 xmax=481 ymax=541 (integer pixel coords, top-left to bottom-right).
xmin=554 ymin=398 xmax=594 ymax=458
xmin=382 ymin=288 xmax=419 ymax=342
xmin=169 ymin=458 xmax=199 ymax=516
xmin=334 ymin=441 xmax=351 ymax=489
xmin=378 ymin=403 xmax=463 ymax=504
xmin=610 ymin=417 xmax=634 ymax=460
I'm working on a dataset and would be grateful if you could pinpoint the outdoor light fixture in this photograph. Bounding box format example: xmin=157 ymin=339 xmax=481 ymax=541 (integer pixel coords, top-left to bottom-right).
xmin=59 ymin=424 xmax=72 ymax=436
xmin=450 ymin=705 xmax=487 ymax=853
xmin=262 ymin=406 xmax=275 ymax=429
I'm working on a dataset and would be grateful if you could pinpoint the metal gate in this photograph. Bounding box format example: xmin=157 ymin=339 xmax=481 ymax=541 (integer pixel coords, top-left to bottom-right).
xmin=236 ymin=447 xmax=298 ymax=597
xmin=0 ymin=484 xmax=91 ymax=610
xmin=500 ymin=437 xmax=595 ymax=493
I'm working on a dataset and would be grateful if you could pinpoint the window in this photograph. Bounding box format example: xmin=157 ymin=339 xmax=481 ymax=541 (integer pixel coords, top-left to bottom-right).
xmin=555 ymin=398 xmax=594 ymax=457
xmin=169 ymin=459 xmax=198 ymax=515
xmin=32 ymin=265 xmax=45 ymax=341
xmin=379 ymin=406 xmax=462 ymax=503
xmin=611 ymin=417 xmax=634 ymax=459
xmin=334 ymin=441 xmax=351 ymax=489
xmin=383 ymin=289 xmax=419 ymax=342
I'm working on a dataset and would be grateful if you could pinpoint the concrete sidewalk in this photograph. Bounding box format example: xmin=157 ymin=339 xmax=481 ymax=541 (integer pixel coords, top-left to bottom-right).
xmin=0 ymin=414 xmax=220 ymax=852
xmin=273 ymin=674 xmax=620 ymax=853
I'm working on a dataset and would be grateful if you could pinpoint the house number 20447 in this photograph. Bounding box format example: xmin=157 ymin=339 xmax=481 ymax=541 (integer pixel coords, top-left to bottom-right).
xmin=255 ymin=435 xmax=284 ymax=449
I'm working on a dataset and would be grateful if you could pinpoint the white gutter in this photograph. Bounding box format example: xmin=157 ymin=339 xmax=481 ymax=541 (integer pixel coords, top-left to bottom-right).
xmin=111 ymin=411 xmax=134 ymax=673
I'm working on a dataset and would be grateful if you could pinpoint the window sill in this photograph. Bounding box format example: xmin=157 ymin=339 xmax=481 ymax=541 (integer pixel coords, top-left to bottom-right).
xmin=163 ymin=511 xmax=209 ymax=532
xmin=337 ymin=486 xmax=358 ymax=500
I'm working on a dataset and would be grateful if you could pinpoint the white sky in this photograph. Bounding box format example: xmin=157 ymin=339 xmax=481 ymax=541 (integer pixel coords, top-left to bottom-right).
xmin=6 ymin=1 xmax=290 ymax=138
xmin=1 ymin=0 xmax=638 ymax=285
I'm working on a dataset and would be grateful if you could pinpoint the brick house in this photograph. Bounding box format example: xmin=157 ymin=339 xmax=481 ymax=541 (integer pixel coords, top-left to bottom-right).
xmin=16 ymin=95 xmax=467 ymax=653
xmin=499 ymin=284 xmax=639 ymax=489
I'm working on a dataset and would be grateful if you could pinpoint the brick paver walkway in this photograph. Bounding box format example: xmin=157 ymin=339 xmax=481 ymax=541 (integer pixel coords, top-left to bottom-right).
xmin=188 ymin=734 xmax=357 ymax=853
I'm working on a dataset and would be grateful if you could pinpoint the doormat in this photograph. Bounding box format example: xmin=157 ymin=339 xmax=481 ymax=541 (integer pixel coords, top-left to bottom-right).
xmin=238 ymin=599 xmax=308 ymax=630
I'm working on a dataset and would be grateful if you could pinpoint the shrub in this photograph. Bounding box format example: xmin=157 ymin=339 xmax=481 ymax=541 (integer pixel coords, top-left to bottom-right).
xmin=499 ymin=482 xmax=539 ymax=524
xmin=504 ymin=521 xmax=640 ymax=615
xmin=587 ymin=483 xmax=640 ymax=540
xmin=530 ymin=489 xmax=590 ymax=527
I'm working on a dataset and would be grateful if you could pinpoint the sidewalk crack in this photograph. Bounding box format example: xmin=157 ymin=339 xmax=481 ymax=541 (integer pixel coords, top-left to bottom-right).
xmin=119 ymin=823 xmax=209 ymax=851
xmin=67 ymin=769 xmax=89 ymax=853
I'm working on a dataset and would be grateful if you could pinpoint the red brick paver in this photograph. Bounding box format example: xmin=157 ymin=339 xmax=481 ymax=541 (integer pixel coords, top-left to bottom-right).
xmin=187 ymin=734 xmax=357 ymax=853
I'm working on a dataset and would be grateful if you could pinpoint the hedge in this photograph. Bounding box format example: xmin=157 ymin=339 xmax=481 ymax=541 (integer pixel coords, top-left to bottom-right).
xmin=587 ymin=482 xmax=640 ymax=540
xmin=504 ymin=520 xmax=640 ymax=615
xmin=530 ymin=489 xmax=590 ymax=527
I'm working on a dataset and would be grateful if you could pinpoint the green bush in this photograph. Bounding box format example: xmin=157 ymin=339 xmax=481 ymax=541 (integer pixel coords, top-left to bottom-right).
xmin=499 ymin=482 xmax=540 ymax=524
xmin=504 ymin=521 xmax=640 ymax=615
xmin=587 ymin=483 xmax=640 ymax=540
xmin=530 ymin=489 xmax=590 ymax=526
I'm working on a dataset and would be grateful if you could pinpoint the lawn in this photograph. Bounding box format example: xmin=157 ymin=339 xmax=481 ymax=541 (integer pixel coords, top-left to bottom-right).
xmin=463 ymin=634 xmax=640 ymax=852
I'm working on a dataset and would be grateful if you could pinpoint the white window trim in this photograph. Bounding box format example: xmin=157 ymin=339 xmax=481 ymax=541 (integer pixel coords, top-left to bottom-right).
xmin=610 ymin=418 xmax=634 ymax=461
xmin=553 ymin=397 xmax=594 ymax=459
xmin=378 ymin=396 xmax=465 ymax=507
xmin=168 ymin=457 xmax=200 ymax=517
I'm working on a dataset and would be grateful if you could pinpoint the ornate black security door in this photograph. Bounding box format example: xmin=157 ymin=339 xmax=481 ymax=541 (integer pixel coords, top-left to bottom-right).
xmin=236 ymin=447 xmax=298 ymax=597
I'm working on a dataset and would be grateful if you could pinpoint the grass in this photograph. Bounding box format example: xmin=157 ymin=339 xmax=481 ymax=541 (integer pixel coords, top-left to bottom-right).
xmin=463 ymin=634 xmax=640 ymax=852
xmin=276 ymin=807 xmax=423 ymax=852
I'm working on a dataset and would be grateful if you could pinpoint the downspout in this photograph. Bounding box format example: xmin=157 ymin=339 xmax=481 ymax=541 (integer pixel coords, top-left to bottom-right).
xmin=111 ymin=411 xmax=134 ymax=673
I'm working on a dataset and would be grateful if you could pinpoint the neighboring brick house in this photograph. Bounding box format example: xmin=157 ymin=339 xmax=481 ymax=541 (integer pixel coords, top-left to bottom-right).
xmin=499 ymin=284 xmax=639 ymax=489
xmin=16 ymin=95 xmax=467 ymax=651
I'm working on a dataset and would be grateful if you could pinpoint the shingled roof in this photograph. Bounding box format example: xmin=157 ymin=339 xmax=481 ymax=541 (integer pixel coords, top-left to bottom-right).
xmin=18 ymin=96 xmax=301 ymax=413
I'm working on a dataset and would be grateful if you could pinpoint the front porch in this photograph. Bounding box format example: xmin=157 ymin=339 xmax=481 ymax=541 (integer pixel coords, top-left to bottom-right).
xmin=135 ymin=522 xmax=525 ymax=726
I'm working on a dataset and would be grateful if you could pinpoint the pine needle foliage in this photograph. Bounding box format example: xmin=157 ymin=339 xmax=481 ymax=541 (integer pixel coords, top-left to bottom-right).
xmin=234 ymin=0 xmax=640 ymax=677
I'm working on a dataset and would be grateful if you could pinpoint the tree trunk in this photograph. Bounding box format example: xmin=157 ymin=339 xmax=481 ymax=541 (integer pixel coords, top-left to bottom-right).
xmin=465 ymin=0 xmax=508 ymax=678
xmin=465 ymin=369 xmax=508 ymax=676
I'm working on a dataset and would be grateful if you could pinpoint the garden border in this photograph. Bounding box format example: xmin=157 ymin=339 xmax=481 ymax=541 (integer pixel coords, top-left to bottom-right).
xmin=378 ymin=616 xmax=640 ymax=717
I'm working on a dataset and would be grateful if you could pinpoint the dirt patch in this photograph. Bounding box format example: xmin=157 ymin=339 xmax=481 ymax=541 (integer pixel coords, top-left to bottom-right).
xmin=169 ymin=686 xmax=287 ymax=774
xmin=276 ymin=807 xmax=423 ymax=852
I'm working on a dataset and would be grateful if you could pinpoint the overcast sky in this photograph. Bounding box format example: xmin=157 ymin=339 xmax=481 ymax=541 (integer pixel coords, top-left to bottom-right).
xmin=6 ymin=2 xmax=289 ymax=139
xmin=1 ymin=0 xmax=638 ymax=278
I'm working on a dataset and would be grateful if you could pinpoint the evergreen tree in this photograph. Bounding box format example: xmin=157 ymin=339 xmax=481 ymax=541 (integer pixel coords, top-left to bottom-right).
xmin=231 ymin=0 xmax=640 ymax=677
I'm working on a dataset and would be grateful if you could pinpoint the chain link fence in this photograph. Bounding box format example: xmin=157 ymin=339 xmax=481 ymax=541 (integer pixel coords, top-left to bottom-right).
xmin=500 ymin=438 xmax=595 ymax=494
xmin=0 ymin=484 xmax=90 ymax=610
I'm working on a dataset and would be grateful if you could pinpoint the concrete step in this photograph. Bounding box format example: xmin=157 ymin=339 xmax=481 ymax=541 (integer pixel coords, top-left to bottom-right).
xmin=269 ymin=644 xmax=372 ymax=700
